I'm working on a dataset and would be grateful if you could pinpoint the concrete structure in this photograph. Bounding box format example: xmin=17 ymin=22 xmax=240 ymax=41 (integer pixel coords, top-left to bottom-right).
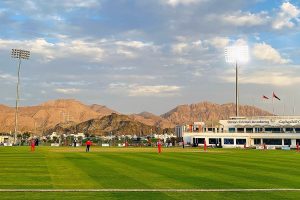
xmin=0 ymin=134 xmax=14 ymax=145
xmin=175 ymin=116 xmax=300 ymax=148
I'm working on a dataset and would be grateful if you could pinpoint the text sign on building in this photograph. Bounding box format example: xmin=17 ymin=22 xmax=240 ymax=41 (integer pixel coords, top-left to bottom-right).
xmin=221 ymin=119 xmax=300 ymax=126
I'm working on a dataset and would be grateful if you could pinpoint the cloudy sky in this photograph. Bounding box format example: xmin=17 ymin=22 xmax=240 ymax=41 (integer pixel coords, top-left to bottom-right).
xmin=0 ymin=0 xmax=300 ymax=115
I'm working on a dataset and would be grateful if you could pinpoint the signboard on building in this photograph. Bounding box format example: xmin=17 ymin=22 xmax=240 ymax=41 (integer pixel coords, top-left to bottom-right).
xmin=220 ymin=118 xmax=300 ymax=127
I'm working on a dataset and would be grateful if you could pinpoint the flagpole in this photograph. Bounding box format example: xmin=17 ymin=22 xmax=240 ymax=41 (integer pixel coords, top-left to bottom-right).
xmin=272 ymin=92 xmax=274 ymax=115
xmin=293 ymin=96 xmax=295 ymax=115
xmin=252 ymin=97 xmax=255 ymax=117
xmin=236 ymin=61 xmax=239 ymax=117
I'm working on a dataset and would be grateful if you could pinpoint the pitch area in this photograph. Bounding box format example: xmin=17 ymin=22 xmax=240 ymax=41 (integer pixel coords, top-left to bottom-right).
xmin=1 ymin=146 xmax=300 ymax=199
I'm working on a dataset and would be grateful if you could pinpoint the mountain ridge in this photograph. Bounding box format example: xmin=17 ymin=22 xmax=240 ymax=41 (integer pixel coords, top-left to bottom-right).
xmin=0 ymin=99 xmax=273 ymax=134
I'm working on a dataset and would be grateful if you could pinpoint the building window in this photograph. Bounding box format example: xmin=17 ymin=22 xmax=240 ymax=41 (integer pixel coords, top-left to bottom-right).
xmin=263 ymin=139 xmax=282 ymax=145
xmin=255 ymin=128 xmax=263 ymax=133
xmin=254 ymin=138 xmax=261 ymax=145
xmin=246 ymin=128 xmax=253 ymax=133
xmin=272 ymin=128 xmax=281 ymax=133
xmin=265 ymin=128 xmax=281 ymax=133
xmin=285 ymin=128 xmax=293 ymax=132
xmin=224 ymin=138 xmax=234 ymax=145
xmin=209 ymin=138 xmax=218 ymax=144
xmin=236 ymin=139 xmax=246 ymax=145
xmin=228 ymin=128 xmax=235 ymax=133
xmin=284 ymin=139 xmax=291 ymax=145
xmin=193 ymin=138 xmax=205 ymax=144
xmin=296 ymin=139 xmax=300 ymax=145
xmin=295 ymin=129 xmax=300 ymax=133
xmin=237 ymin=128 xmax=244 ymax=133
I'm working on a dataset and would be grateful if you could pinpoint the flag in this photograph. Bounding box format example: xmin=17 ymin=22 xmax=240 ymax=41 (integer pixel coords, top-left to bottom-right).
xmin=262 ymin=95 xmax=269 ymax=99
xmin=273 ymin=92 xmax=280 ymax=100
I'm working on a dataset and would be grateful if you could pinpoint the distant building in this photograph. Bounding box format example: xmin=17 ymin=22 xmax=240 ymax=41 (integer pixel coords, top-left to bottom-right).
xmin=71 ymin=132 xmax=86 ymax=139
xmin=0 ymin=133 xmax=14 ymax=145
xmin=49 ymin=132 xmax=59 ymax=140
xmin=175 ymin=116 xmax=300 ymax=148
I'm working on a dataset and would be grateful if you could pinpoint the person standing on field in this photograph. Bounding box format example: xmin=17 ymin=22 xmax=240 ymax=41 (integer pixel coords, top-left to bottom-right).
xmin=30 ymin=139 xmax=35 ymax=152
xmin=73 ymin=138 xmax=77 ymax=147
xmin=157 ymin=139 xmax=162 ymax=153
xmin=86 ymin=139 xmax=92 ymax=152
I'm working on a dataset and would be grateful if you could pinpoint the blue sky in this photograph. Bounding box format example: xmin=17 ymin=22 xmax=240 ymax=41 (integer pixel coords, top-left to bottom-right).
xmin=0 ymin=0 xmax=300 ymax=115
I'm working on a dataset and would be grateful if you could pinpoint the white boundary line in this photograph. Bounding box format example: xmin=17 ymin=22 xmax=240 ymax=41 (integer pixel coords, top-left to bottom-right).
xmin=1 ymin=189 xmax=300 ymax=192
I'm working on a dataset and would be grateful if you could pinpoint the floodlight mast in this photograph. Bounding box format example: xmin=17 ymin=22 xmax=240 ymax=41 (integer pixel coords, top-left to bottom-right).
xmin=225 ymin=45 xmax=249 ymax=117
xmin=11 ymin=49 xmax=30 ymax=145
xmin=235 ymin=61 xmax=238 ymax=117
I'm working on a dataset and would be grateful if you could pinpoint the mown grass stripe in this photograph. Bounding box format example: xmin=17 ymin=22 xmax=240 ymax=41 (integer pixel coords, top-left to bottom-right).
xmin=0 ymin=188 xmax=300 ymax=192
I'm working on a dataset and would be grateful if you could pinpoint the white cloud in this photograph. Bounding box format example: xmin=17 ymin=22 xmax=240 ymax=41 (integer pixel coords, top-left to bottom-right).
xmin=253 ymin=42 xmax=290 ymax=64
xmin=172 ymin=42 xmax=189 ymax=54
xmin=163 ymin=0 xmax=205 ymax=7
xmin=14 ymin=38 xmax=150 ymax=63
xmin=21 ymin=0 xmax=100 ymax=11
xmin=108 ymin=82 xmax=127 ymax=89
xmin=171 ymin=39 xmax=205 ymax=54
xmin=272 ymin=2 xmax=300 ymax=29
xmin=109 ymin=83 xmax=181 ymax=96
xmin=60 ymin=0 xmax=100 ymax=9
xmin=128 ymin=85 xmax=181 ymax=96
xmin=112 ymin=74 xmax=156 ymax=79
xmin=112 ymin=40 xmax=158 ymax=58
xmin=232 ymin=38 xmax=248 ymax=46
xmin=116 ymin=48 xmax=136 ymax=58
xmin=192 ymin=40 xmax=202 ymax=47
xmin=0 ymin=72 xmax=16 ymax=82
xmin=55 ymin=88 xmax=81 ymax=94
xmin=242 ymin=71 xmax=300 ymax=86
xmin=207 ymin=37 xmax=230 ymax=48
xmin=0 ymin=38 xmax=104 ymax=63
xmin=115 ymin=41 xmax=152 ymax=49
xmin=222 ymin=11 xmax=269 ymax=26
xmin=113 ymin=66 xmax=136 ymax=71
xmin=43 ymin=81 xmax=91 ymax=87
xmin=281 ymin=1 xmax=300 ymax=17
xmin=23 ymin=0 xmax=38 ymax=10
xmin=221 ymin=67 xmax=300 ymax=87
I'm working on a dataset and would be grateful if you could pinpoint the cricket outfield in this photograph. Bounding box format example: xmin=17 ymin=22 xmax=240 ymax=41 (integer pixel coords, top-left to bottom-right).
xmin=0 ymin=146 xmax=300 ymax=199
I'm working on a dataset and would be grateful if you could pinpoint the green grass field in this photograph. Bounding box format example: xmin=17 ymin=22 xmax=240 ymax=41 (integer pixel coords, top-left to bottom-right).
xmin=1 ymin=146 xmax=300 ymax=199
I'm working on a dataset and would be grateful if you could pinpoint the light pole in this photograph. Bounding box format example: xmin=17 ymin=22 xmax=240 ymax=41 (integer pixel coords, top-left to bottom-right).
xmin=225 ymin=45 xmax=249 ymax=117
xmin=11 ymin=49 xmax=30 ymax=145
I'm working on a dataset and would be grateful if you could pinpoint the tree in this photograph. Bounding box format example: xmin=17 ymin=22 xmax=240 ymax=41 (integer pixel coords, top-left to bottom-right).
xmin=52 ymin=136 xmax=58 ymax=143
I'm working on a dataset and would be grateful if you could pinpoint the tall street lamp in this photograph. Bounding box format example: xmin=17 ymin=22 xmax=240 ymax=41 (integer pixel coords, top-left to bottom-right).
xmin=225 ymin=45 xmax=249 ymax=117
xmin=11 ymin=49 xmax=30 ymax=144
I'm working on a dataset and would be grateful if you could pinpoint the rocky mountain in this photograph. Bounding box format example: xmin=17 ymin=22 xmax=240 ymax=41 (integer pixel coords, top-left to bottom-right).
xmin=161 ymin=101 xmax=272 ymax=125
xmin=129 ymin=112 xmax=175 ymax=129
xmin=47 ymin=113 xmax=169 ymax=136
xmin=0 ymin=99 xmax=273 ymax=135
xmin=0 ymin=99 xmax=116 ymax=133
xmin=89 ymin=104 xmax=118 ymax=115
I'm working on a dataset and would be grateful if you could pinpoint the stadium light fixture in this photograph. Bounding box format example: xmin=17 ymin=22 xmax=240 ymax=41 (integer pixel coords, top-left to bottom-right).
xmin=225 ymin=45 xmax=249 ymax=117
xmin=11 ymin=49 xmax=30 ymax=145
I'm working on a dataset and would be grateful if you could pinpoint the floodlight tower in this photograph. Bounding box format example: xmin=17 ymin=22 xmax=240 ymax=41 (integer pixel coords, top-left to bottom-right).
xmin=225 ymin=45 xmax=249 ymax=117
xmin=11 ymin=49 xmax=30 ymax=144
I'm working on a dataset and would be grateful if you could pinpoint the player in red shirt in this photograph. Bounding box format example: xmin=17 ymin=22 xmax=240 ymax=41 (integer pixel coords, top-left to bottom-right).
xmin=86 ymin=139 xmax=92 ymax=152
xmin=157 ymin=139 xmax=162 ymax=153
xmin=31 ymin=139 xmax=35 ymax=152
